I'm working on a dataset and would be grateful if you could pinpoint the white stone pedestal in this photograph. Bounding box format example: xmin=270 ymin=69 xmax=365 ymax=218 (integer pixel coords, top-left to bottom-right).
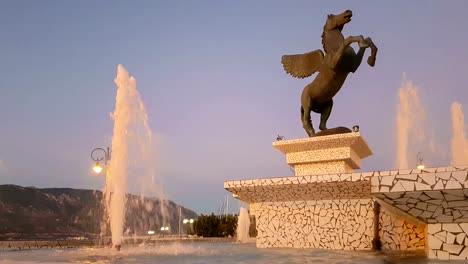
xmin=273 ymin=132 xmax=372 ymax=175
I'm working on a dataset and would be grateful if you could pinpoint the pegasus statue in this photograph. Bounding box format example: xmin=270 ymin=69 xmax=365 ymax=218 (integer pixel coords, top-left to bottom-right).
xmin=281 ymin=10 xmax=378 ymax=137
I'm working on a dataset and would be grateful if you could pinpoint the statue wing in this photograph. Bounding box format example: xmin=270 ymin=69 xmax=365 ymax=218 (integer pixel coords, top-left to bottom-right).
xmin=281 ymin=50 xmax=324 ymax=79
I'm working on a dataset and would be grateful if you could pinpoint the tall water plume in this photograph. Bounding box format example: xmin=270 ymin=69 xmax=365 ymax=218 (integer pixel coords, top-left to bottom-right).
xmin=236 ymin=205 xmax=250 ymax=243
xmin=104 ymin=64 xmax=166 ymax=248
xmin=395 ymin=75 xmax=427 ymax=169
xmin=451 ymin=102 xmax=468 ymax=165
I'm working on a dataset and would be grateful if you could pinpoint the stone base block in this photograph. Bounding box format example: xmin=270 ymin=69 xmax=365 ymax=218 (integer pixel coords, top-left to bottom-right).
xmin=252 ymin=198 xmax=426 ymax=251
xmin=273 ymin=133 xmax=372 ymax=175
xmin=254 ymin=199 xmax=374 ymax=249
xmin=294 ymin=161 xmax=353 ymax=176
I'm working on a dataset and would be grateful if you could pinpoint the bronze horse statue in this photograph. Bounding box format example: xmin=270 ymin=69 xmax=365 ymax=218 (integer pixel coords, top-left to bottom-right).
xmin=281 ymin=10 xmax=377 ymax=137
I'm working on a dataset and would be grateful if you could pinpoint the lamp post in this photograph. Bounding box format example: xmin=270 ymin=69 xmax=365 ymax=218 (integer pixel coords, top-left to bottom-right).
xmin=183 ymin=218 xmax=194 ymax=235
xmin=160 ymin=226 xmax=169 ymax=237
xmin=91 ymin=147 xmax=111 ymax=174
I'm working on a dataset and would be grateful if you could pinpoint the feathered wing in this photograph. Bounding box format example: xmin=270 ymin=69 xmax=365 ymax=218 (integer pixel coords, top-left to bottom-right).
xmin=281 ymin=50 xmax=324 ymax=79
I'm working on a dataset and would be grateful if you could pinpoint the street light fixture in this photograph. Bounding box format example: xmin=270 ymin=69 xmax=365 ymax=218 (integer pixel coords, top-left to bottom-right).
xmin=92 ymin=162 xmax=103 ymax=174
xmin=416 ymin=152 xmax=425 ymax=170
xmin=90 ymin=147 xmax=111 ymax=174
xmin=183 ymin=218 xmax=194 ymax=224
xmin=183 ymin=218 xmax=194 ymax=235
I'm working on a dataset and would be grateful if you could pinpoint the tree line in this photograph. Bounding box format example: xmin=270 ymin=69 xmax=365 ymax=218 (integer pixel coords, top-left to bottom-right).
xmin=192 ymin=213 xmax=257 ymax=237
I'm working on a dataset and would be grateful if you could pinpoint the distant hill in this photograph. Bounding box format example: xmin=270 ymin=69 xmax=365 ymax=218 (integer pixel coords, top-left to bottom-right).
xmin=0 ymin=184 xmax=198 ymax=240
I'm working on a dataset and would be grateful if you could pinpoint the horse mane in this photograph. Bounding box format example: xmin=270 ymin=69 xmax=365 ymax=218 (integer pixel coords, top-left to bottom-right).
xmin=321 ymin=15 xmax=343 ymax=54
xmin=321 ymin=26 xmax=343 ymax=54
xmin=321 ymin=27 xmax=327 ymax=54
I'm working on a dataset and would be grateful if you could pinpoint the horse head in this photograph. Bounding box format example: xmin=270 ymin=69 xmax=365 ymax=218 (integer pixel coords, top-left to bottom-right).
xmin=325 ymin=10 xmax=352 ymax=31
xmin=322 ymin=10 xmax=352 ymax=54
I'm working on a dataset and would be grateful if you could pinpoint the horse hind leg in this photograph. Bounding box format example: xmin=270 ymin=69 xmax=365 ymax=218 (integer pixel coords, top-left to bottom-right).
xmin=319 ymin=100 xmax=333 ymax=131
xmin=301 ymin=105 xmax=315 ymax=137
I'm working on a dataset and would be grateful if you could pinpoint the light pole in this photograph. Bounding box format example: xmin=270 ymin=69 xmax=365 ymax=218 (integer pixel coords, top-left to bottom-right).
xmin=91 ymin=147 xmax=111 ymax=174
xmin=160 ymin=226 xmax=169 ymax=237
xmin=90 ymin=147 xmax=112 ymax=247
xmin=183 ymin=218 xmax=194 ymax=235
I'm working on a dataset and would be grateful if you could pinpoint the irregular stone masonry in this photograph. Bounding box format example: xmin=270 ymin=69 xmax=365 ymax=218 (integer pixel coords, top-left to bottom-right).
xmin=380 ymin=206 xmax=426 ymax=250
xmin=427 ymin=223 xmax=468 ymax=260
xmin=226 ymin=171 xmax=425 ymax=251
xmin=372 ymin=166 xmax=468 ymax=223
xmin=225 ymin=173 xmax=372 ymax=203
xmin=371 ymin=165 xmax=468 ymax=260
xmin=254 ymin=199 xmax=374 ymax=249
xmin=252 ymin=199 xmax=424 ymax=250
xmin=225 ymin=156 xmax=468 ymax=259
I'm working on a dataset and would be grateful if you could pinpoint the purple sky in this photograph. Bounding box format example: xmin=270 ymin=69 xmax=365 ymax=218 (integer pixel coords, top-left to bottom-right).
xmin=1 ymin=1 xmax=468 ymax=214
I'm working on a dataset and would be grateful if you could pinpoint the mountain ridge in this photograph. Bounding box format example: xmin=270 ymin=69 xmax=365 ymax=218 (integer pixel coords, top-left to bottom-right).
xmin=0 ymin=184 xmax=198 ymax=240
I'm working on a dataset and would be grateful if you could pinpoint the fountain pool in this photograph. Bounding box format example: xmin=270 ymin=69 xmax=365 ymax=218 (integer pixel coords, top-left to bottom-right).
xmin=0 ymin=242 xmax=443 ymax=264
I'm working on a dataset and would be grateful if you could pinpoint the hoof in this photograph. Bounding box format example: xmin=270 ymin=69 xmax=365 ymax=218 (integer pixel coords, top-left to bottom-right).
xmin=367 ymin=56 xmax=376 ymax=67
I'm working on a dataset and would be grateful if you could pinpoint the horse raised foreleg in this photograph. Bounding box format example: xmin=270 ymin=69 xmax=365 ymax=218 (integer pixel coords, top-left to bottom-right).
xmin=364 ymin=37 xmax=378 ymax=67
xmin=331 ymin=35 xmax=367 ymax=69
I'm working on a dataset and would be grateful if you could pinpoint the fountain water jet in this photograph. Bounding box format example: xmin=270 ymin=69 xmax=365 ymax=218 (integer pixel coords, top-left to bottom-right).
xmin=236 ymin=205 xmax=250 ymax=243
xmin=103 ymin=64 xmax=165 ymax=249
xmin=451 ymin=102 xmax=468 ymax=165
xmin=395 ymin=75 xmax=427 ymax=169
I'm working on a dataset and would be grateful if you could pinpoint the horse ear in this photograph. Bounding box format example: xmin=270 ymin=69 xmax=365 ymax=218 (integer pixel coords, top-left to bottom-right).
xmin=325 ymin=14 xmax=336 ymax=29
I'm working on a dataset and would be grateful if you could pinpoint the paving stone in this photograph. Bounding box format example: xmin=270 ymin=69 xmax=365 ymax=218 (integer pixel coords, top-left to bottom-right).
xmin=396 ymin=174 xmax=418 ymax=181
xmin=385 ymin=192 xmax=403 ymax=199
xmin=408 ymin=208 xmax=423 ymax=217
xmin=436 ymin=172 xmax=451 ymax=180
xmin=381 ymin=176 xmax=395 ymax=186
xmin=380 ymin=186 xmax=389 ymax=192
xmin=415 ymin=202 xmax=428 ymax=210
xmin=448 ymin=201 xmax=468 ymax=208
xmin=400 ymin=180 xmax=415 ymax=191
xmin=428 ymin=234 xmax=443 ymax=249
xmin=452 ymin=171 xmax=468 ymax=183
xmin=445 ymin=180 xmax=463 ymax=189
xmin=421 ymin=173 xmax=436 ymax=185
xmin=428 ymin=223 xmax=442 ymax=234
xmin=390 ymin=181 xmax=405 ymax=192
xmin=426 ymin=191 xmax=444 ymax=199
xmin=420 ymin=211 xmax=434 ymax=219
xmin=459 ymin=223 xmax=468 ymax=234
xmin=437 ymin=250 xmax=449 ymax=260
xmin=443 ymin=243 xmax=464 ymax=255
xmin=436 ymin=214 xmax=454 ymax=222
xmin=456 ymin=233 xmax=466 ymax=245
xmin=415 ymin=182 xmax=431 ymax=191
xmin=446 ymin=232 xmax=456 ymax=244
xmin=434 ymin=180 xmax=445 ymax=190
xmin=445 ymin=194 xmax=464 ymax=201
